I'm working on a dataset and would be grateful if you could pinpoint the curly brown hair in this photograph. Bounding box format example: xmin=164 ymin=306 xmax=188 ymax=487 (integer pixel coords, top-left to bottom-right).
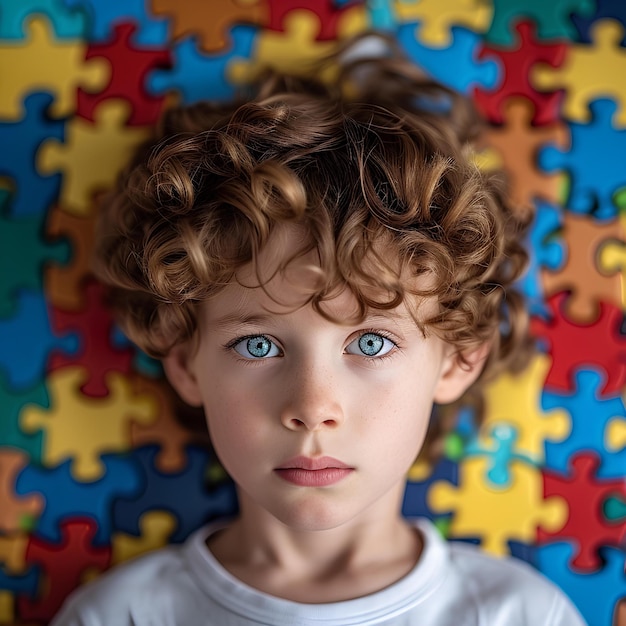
xmin=94 ymin=39 xmax=532 ymax=434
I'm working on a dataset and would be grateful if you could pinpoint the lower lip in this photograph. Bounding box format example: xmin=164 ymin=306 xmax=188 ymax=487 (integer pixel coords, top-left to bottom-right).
xmin=274 ymin=468 xmax=353 ymax=487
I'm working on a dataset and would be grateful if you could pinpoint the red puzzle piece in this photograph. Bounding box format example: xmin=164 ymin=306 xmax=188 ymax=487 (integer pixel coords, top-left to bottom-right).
xmin=530 ymin=291 xmax=626 ymax=396
xmin=17 ymin=518 xmax=111 ymax=622
xmin=49 ymin=280 xmax=134 ymax=397
xmin=538 ymin=452 xmax=626 ymax=571
xmin=77 ymin=22 xmax=171 ymax=126
xmin=474 ymin=20 xmax=567 ymax=126
xmin=267 ymin=0 xmax=359 ymax=40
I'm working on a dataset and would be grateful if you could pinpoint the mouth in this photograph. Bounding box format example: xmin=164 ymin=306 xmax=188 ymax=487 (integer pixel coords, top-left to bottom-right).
xmin=274 ymin=456 xmax=354 ymax=487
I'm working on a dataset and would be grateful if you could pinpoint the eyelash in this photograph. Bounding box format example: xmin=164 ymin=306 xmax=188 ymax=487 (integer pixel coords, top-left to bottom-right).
xmin=224 ymin=329 xmax=401 ymax=363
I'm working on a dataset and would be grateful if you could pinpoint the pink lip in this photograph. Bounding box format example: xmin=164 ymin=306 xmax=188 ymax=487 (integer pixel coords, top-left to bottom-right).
xmin=274 ymin=456 xmax=354 ymax=487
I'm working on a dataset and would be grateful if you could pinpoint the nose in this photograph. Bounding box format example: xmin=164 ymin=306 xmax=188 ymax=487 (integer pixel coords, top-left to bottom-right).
xmin=279 ymin=360 xmax=345 ymax=432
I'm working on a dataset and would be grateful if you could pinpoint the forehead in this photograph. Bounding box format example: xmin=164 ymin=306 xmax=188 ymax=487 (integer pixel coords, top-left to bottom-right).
xmin=201 ymin=224 xmax=438 ymax=325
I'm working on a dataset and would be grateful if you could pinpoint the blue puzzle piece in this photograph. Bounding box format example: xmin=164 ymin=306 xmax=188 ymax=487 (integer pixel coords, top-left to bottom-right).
xmin=572 ymin=0 xmax=626 ymax=45
xmin=0 ymin=289 xmax=79 ymax=390
xmin=366 ymin=0 xmax=396 ymax=31
xmin=0 ymin=92 xmax=64 ymax=217
xmin=402 ymin=458 xmax=458 ymax=521
xmin=538 ymin=98 xmax=626 ymax=219
xmin=61 ymin=0 xmax=168 ymax=44
xmin=397 ymin=23 xmax=500 ymax=95
xmin=0 ymin=565 xmax=39 ymax=597
xmin=113 ymin=445 xmax=238 ymax=543
xmin=464 ymin=424 xmax=538 ymax=487
xmin=147 ymin=25 xmax=257 ymax=104
xmin=517 ymin=200 xmax=564 ymax=317
xmin=0 ymin=0 xmax=88 ymax=38
xmin=507 ymin=541 xmax=539 ymax=568
xmin=0 ymin=371 xmax=46 ymax=460
xmin=542 ymin=368 xmax=626 ymax=477
xmin=0 ymin=190 xmax=71 ymax=318
xmin=15 ymin=453 xmax=144 ymax=545
xmin=536 ymin=542 xmax=626 ymax=626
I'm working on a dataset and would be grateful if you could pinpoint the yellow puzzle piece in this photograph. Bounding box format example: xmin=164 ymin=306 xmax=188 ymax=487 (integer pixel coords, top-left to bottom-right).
xmin=428 ymin=457 xmax=567 ymax=556
xmin=229 ymin=8 xmax=365 ymax=85
xmin=606 ymin=417 xmax=626 ymax=452
xmin=0 ymin=532 xmax=28 ymax=575
xmin=532 ymin=19 xmax=626 ymax=126
xmin=37 ymin=99 xmax=150 ymax=216
xmin=20 ymin=367 xmax=158 ymax=481
xmin=481 ymin=354 xmax=570 ymax=461
xmin=394 ymin=0 xmax=492 ymax=46
xmin=0 ymin=591 xmax=13 ymax=625
xmin=112 ymin=511 xmax=177 ymax=565
xmin=597 ymin=237 xmax=626 ymax=309
xmin=0 ymin=17 xmax=109 ymax=120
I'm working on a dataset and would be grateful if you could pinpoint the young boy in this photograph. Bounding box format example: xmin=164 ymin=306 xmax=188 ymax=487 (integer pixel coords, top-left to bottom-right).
xmin=51 ymin=42 xmax=586 ymax=625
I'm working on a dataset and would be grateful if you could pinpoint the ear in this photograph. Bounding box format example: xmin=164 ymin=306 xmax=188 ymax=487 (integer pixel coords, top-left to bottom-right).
xmin=162 ymin=343 xmax=204 ymax=408
xmin=433 ymin=342 xmax=491 ymax=404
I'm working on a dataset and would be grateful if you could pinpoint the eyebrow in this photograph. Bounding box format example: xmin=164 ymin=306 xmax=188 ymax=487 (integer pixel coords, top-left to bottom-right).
xmin=211 ymin=312 xmax=278 ymax=329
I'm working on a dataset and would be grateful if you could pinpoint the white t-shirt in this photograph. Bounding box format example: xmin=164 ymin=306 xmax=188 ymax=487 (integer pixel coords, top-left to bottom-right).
xmin=51 ymin=518 xmax=587 ymax=626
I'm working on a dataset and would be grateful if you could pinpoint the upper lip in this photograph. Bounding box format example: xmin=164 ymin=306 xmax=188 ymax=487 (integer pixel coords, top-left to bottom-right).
xmin=275 ymin=456 xmax=352 ymax=470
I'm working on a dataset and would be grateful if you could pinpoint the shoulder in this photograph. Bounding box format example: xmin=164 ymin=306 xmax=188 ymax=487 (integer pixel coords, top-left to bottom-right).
xmin=51 ymin=544 xmax=190 ymax=626
xmin=447 ymin=541 xmax=586 ymax=624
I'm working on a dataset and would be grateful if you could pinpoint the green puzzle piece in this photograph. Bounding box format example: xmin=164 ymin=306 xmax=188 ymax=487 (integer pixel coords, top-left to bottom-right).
xmin=0 ymin=189 xmax=71 ymax=318
xmin=604 ymin=495 xmax=626 ymax=521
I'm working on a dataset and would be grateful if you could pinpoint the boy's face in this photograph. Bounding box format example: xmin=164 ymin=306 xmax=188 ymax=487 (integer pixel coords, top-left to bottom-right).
xmin=164 ymin=228 xmax=483 ymax=532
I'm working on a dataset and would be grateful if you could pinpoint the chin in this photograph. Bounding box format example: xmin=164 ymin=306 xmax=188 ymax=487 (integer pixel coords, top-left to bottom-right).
xmin=270 ymin=498 xmax=357 ymax=532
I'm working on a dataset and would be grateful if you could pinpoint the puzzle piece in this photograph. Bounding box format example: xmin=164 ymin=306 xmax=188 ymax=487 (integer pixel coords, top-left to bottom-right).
xmin=229 ymin=11 xmax=340 ymax=84
xmin=482 ymin=98 xmax=567 ymax=215
xmin=0 ymin=449 xmax=44 ymax=533
xmin=129 ymin=375 xmax=207 ymax=473
xmin=151 ymin=0 xmax=268 ymax=52
xmin=15 ymin=453 xmax=144 ymax=544
xmin=607 ymin=416 xmax=626 ymax=453
xmin=0 ymin=290 xmax=79 ymax=390
xmin=481 ymin=353 xmax=570 ymax=461
xmin=0 ymin=193 xmax=71 ymax=319
xmin=17 ymin=518 xmax=111 ymax=623
xmin=0 ymin=592 xmax=14 ymax=624
xmin=0 ymin=533 xmax=29 ymax=575
xmin=393 ymin=0 xmax=492 ymax=46
xmin=113 ymin=445 xmax=238 ymax=543
xmin=0 ymin=16 xmax=109 ymax=120
xmin=517 ymin=200 xmax=565 ymax=315
xmin=77 ymin=22 xmax=172 ymax=126
xmin=474 ymin=20 xmax=567 ymax=126
xmin=49 ymin=281 xmax=134 ymax=397
xmin=485 ymin=0 xmax=596 ymax=46
xmin=37 ymin=99 xmax=150 ymax=216
xmin=62 ymin=0 xmax=169 ymax=45
xmin=0 ymin=0 xmax=88 ymax=38
xmin=538 ymin=98 xmax=626 ymax=219
xmin=538 ymin=542 xmax=626 ymax=626
xmin=0 ymin=93 xmax=64 ymax=218
xmin=148 ymin=23 xmax=257 ymax=104
xmin=538 ymin=452 xmax=626 ymax=570
xmin=20 ymin=366 xmax=157 ymax=480
xmin=534 ymin=19 xmax=626 ymax=126
xmin=44 ymin=205 xmax=97 ymax=311
xmin=111 ymin=510 xmax=176 ymax=565
xmin=428 ymin=456 xmax=567 ymax=556
xmin=531 ymin=292 xmax=626 ymax=396
xmin=267 ymin=0 xmax=362 ymax=41
xmin=397 ymin=23 xmax=500 ymax=95
xmin=402 ymin=458 xmax=458 ymax=521
xmin=604 ymin=495 xmax=626 ymax=521
xmin=540 ymin=211 xmax=624 ymax=321
xmin=0 ymin=565 xmax=39 ymax=598
xmin=572 ymin=0 xmax=626 ymax=45
xmin=542 ymin=368 xmax=626 ymax=477
xmin=598 ymin=236 xmax=626 ymax=310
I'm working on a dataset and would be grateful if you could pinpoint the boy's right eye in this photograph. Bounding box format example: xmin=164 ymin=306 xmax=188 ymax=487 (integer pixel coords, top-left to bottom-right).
xmin=232 ymin=335 xmax=281 ymax=359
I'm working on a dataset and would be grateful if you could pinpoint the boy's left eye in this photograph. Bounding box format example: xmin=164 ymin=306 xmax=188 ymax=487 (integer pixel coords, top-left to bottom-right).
xmin=345 ymin=332 xmax=396 ymax=357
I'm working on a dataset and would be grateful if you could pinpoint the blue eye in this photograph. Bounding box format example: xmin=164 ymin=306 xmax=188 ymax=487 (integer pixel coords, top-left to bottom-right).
xmin=346 ymin=332 xmax=395 ymax=357
xmin=233 ymin=335 xmax=281 ymax=359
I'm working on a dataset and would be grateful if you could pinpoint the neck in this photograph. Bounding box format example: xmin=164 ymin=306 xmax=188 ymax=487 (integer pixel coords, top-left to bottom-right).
xmin=206 ymin=486 xmax=422 ymax=603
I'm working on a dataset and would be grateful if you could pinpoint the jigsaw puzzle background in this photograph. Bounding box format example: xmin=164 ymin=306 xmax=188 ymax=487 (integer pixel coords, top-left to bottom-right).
xmin=0 ymin=0 xmax=625 ymax=624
